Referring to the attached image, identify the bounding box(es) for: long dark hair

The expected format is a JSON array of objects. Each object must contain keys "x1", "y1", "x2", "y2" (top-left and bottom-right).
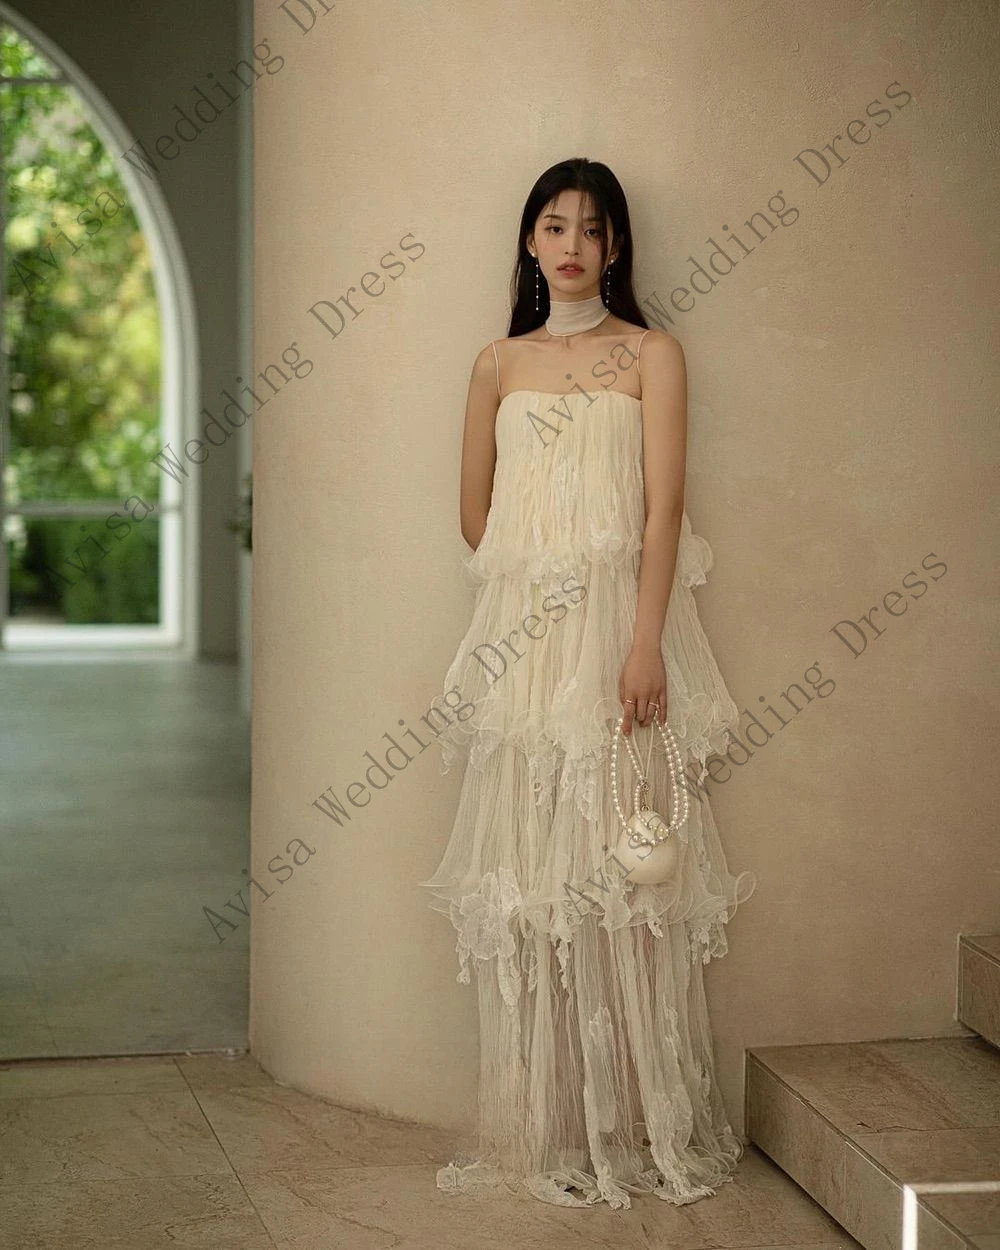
[{"x1": 507, "y1": 157, "x2": 648, "y2": 338}]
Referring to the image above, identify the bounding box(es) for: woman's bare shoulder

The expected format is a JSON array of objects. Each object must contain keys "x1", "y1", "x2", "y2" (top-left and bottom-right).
[
  {"x1": 608, "y1": 316, "x2": 665, "y2": 341},
  {"x1": 473, "y1": 331, "x2": 541, "y2": 367},
  {"x1": 642, "y1": 326, "x2": 678, "y2": 341},
  {"x1": 637, "y1": 330, "x2": 686, "y2": 394},
  {"x1": 471, "y1": 340, "x2": 498, "y2": 379},
  {"x1": 639, "y1": 327, "x2": 683, "y2": 353}
]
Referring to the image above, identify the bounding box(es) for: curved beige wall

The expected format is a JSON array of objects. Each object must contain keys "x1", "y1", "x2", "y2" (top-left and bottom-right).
[{"x1": 251, "y1": 0, "x2": 999, "y2": 1134}]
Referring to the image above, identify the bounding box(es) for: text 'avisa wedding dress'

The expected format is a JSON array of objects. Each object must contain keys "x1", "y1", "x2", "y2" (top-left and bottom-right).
[{"x1": 420, "y1": 334, "x2": 757, "y2": 1211}]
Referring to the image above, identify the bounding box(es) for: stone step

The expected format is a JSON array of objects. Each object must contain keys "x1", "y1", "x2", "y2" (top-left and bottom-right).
[
  {"x1": 959, "y1": 935, "x2": 1000, "y2": 1049},
  {"x1": 746, "y1": 1035, "x2": 1000, "y2": 1248}
]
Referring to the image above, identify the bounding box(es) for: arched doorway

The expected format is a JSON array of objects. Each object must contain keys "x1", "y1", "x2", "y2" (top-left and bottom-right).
[{"x1": 0, "y1": 7, "x2": 199, "y2": 648}]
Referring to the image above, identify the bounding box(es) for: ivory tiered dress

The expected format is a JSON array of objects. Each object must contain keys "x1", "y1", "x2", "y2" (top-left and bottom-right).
[{"x1": 419, "y1": 349, "x2": 757, "y2": 1211}]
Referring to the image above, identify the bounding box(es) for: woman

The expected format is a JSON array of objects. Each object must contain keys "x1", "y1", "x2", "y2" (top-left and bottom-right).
[{"x1": 420, "y1": 157, "x2": 756, "y2": 1211}]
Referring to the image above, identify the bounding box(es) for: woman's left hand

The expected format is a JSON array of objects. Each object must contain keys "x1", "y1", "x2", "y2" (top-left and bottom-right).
[{"x1": 619, "y1": 643, "x2": 668, "y2": 736}]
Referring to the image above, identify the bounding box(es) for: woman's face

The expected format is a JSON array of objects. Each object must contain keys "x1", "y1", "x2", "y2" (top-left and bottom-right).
[{"x1": 529, "y1": 189, "x2": 616, "y2": 302}]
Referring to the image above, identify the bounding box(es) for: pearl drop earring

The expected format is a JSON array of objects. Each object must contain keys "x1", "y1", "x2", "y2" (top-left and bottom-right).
[{"x1": 534, "y1": 255, "x2": 540, "y2": 311}]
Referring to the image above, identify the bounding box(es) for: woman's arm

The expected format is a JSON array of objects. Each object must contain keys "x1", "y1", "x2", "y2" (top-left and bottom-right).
[
  {"x1": 459, "y1": 344, "x2": 501, "y2": 550},
  {"x1": 619, "y1": 331, "x2": 688, "y2": 734}
]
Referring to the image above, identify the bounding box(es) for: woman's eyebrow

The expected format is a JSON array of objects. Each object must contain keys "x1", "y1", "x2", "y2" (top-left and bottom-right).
[{"x1": 541, "y1": 212, "x2": 603, "y2": 222}]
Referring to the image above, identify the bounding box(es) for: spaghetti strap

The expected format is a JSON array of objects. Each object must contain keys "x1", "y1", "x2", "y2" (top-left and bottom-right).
[
  {"x1": 635, "y1": 328, "x2": 651, "y2": 378},
  {"x1": 490, "y1": 340, "x2": 501, "y2": 400}
]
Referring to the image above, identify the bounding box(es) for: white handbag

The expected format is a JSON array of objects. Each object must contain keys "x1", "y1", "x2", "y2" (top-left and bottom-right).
[{"x1": 607, "y1": 705, "x2": 690, "y2": 886}]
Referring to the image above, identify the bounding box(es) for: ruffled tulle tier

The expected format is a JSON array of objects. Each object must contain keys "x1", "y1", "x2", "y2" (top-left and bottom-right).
[
  {"x1": 419, "y1": 524, "x2": 758, "y2": 1209},
  {"x1": 421, "y1": 725, "x2": 757, "y2": 973},
  {"x1": 419, "y1": 388, "x2": 756, "y2": 1209},
  {"x1": 437, "y1": 511, "x2": 740, "y2": 794},
  {"x1": 429, "y1": 909, "x2": 751, "y2": 1209}
]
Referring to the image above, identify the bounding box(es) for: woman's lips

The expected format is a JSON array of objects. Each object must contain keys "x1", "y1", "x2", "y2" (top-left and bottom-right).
[{"x1": 558, "y1": 266, "x2": 583, "y2": 275}]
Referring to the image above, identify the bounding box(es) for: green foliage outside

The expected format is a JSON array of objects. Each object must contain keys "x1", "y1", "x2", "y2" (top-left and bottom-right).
[{"x1": 2, "y1": 25, "x2": 162, "y2": 623}]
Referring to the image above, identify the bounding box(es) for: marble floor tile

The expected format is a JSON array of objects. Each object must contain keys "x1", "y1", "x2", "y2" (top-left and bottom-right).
[
  {"x1": 853, "y1": 1125, "x2": 1000, "y2": 1182},
  {"x1": 0, "y1": 1175, "x2": 274, "y2": 1250},
  {"x1": 237, "y1": 1148, "x2": 865, "y2": 1250},
  {"x1": 0, "y1": 1054, "x2": 188, "y2": 1099},
  {"x1": 174, "y1": 1051, "x2": 278, "y2": 1091},
  {"x1": 840, "y1": 1140, "x2": 973, "y2": 1250},
  {"x1": 921, "y1": 1187, "x2": 1000, "y2": 1245},
  {"x1": 192, "y1": 1082, "x2": 462, "y2": 1174},
  {"x1": 242, "y1": 1162, "x2": 648, "y2": 1250},
  {"x1": 748, "y1": 1039, "x2": 984, "y2": 1135},
  {"x1": 0, "y1": 1053, "x2": 872, "y2": 1249},
  {"x1": 863, "y1": 1037, "x2": 1000, "y2": 1128},
  {"x1": 654, "y1": 1145, "x2": 857, "y2": 1247},
  {"x1": 0, "y1": 1090, "x2": 233, "y2": 1182}
]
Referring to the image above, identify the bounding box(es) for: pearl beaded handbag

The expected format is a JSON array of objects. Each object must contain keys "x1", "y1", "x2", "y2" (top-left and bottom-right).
[{"x1": 608, "y1": 706, "x2": 690, "y2": 886}]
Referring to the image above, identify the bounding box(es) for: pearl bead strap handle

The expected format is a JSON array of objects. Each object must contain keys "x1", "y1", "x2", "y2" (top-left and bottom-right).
[{"x1": 610, "y1": 707, "x2": 690, "y2": 848}]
